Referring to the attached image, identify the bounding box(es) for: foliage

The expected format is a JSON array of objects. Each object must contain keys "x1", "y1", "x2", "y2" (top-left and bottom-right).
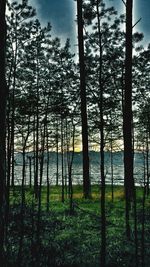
[{"x1": 5, "y1": 185, "x2": 150, "y2": 267}]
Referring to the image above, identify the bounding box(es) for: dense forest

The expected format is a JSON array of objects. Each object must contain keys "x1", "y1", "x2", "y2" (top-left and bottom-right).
[{"x1": 0, "y1": 0, "x2": 150, "y2": 266}]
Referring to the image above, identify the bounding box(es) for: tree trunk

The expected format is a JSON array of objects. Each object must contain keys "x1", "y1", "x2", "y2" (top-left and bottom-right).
[
  {"x1": 46, "y1": 128, "x2": 50, "y2": 212},
  {"x1": 95, "y1": 1, "x2": 106, "y2": 266},
  {"x1": 141, "y1": 184, "x2": 146, "y2": 267},
  {"x1": 123, "y1": 0, "x2": 135, "y2": 239},
  {"x1": 37, "y1": 127, "x2": 45, "y2": 242},
  {"x1": 77, "y1": 0, "x2": 91, "y2": 199},
  {"x1": 29, "y1": 156, "x2": 32, "y2": 188},
  {"x1": 110, "y1": 137, "x2": 114, "y2": 202},
  {"x1": 61, "y1": 117, "x2": 64, "y2": 202},
  {"x1": 110, "y1": 115, "x2": 114, "y2": 202},
  {"x1": 35, "y1": 70, "x2": 39, "y2": 199},
  {"x1": 146, "y1": 132, "x2": 149, "y2": 195},
  {"x1": 56, "y1": 119, "x2": 59, "y2": 186},
  {"x1": 68, "y1": 123, "x2": 75, "y2": 214},
  {"x1": 0, "y1": 0, "x2": 7, "y2": 262}
]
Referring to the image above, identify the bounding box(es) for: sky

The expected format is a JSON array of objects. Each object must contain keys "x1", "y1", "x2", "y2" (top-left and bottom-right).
[
  {"x1": 10, "y1": 0, "x2": 150, "y2": 52},
  {"x1": 27, "y1": 0, "x2": 150, "y2": 50},
  {"x1": 29, "y1": 0, "x2": 77, "y2": 51},
  {"x1": 135, "y1": 0, "x2": 150, "y2": 45}
]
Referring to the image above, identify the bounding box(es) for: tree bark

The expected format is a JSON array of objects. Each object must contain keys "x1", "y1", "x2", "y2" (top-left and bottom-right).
[
  {"x1": 0, "y1": 0, "x2": 7, "y2": 262},
  {"x1": 61, "y1": 117, "x2": 65, "y2": 202},
  {"x1": 95, "y1": 1, "x2": 106, "y2": 265},
  {"x1": 46, "y1": 127, "x2": 50, "y2": 212},
  {"x1": 56, "y1": 119, "x2": 59, "y2": 186},
  {"x1": 123, "y1": 0, "x2": 135, "y2": 239},
  {"x1": 77, "y1": 0, "x2": 91, "y2": 198}
]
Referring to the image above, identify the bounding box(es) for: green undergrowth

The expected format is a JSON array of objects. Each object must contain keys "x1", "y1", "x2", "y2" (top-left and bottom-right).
[{"x1": 6, "y1": 185, "x2": 150, "y2": 266}]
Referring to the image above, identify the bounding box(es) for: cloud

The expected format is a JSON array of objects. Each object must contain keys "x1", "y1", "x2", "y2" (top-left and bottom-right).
[{"x1": 32, "y1": 0, "x2": 77, "y2": 51}]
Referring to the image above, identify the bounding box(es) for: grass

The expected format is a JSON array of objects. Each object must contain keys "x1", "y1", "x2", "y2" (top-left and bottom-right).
[{"x1": 7, "y1": 184, "x2": 150, "y2": 267}]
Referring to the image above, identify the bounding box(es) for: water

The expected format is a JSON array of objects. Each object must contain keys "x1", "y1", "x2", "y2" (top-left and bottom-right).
[{"x1": 13, "y1": 151, "x2": 147, "y2": 186}]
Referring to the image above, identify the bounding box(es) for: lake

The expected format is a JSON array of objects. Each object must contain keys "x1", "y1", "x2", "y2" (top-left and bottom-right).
[{"x1": 13, "y1": 151, "x2": 147, "y2": 186}]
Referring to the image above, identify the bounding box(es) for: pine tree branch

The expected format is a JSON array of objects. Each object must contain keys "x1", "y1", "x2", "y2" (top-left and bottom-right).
[
  {"x1": 132, "y1": 18, "x2": 142, "y2": 28},
  {"x1": 121, "y1": 0, "x2": 126, "y2": 6}
]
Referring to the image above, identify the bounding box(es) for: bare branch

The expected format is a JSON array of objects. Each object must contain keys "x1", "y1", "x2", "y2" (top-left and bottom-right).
[
  {"x1": 132, "y1": 18, "x2": 142, "y2": 28},
  {"x1": 121, "y1": 0, "x2": 126, "y2": 6}
]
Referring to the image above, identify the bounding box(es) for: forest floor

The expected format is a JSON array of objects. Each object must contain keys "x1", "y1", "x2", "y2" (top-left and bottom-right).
[{"x1": 6, "y1": 185, "x2": 150, "y2": 267}]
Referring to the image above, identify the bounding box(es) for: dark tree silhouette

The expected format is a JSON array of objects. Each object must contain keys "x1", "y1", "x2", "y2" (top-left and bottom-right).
[
  {"x1": 123, "y1": 0, "x2": 135, "y2": 239},
  {"x1": 91, "y1": 1, "x2": 107, "y2": 265},
  {"x1": 1, "y1": 0, "x2": 150, "y2": 265},
  {"x1": 0, "y1": 0, "x2": 7, "y2": 262},
  {"x1": 77, "y1": 0, "x2": 91, "y2": 198}
]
